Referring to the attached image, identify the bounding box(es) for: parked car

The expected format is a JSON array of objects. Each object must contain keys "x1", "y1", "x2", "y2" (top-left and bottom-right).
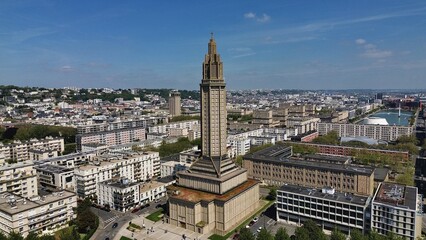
[
  {"x1": 257, "y1": 227, "x2": 262, "y2": 233},
  {"x1": 112, "y1": 223, "x2": 118, "y2": 228},
  {"x1": 253, "y1": 217, "x2": 259, "y2": 223}
]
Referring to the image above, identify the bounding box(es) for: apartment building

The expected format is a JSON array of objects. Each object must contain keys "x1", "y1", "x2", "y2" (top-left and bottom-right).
[
  {"x1": 286, "y1": 117, "x2": 320, "y2": 135},
  {"x1": 252, "y1": 109, "x2": 276, "y2": 127},
  {"x1": 277, "y1": 184, "x2": 371, "y2": 234},
  {"x1": 76, "y1": 126, "x2": 146, "y2": 151},
  {"x1": 74, "y1": 151, "x2": 160, "y2": 198},
  {"x1": 76, "y1": 116, "x2": 166, "y2": 134},
  {"x1": 0, "y1": 137, "x2": 64, "y2": 163},
  {"x1": 34, "y1": 164, "x2": 74, "y2": 190},
  {"x1": 148, "y1": 120, "x2": 199, "y2": 134},
  {"x1": 243, "y1": 145, "x2": 375, "y2": 195},
  {"x1": 372, "y1": 183, "x2": 423, "y2": 240},
  {"x1": 34, "y1": 151, "x2": 98, "y2": 168},
  {"x1": 97, "y1": 178, "x2": 167, "y2": 212},
  {"x1": 318, "y1": 123, "x2": 414, "y2": 141},
  {"x1": 160, "y1": 161, "x2": 191, "y2": 178},
  {"x1": 228, "y1": 138, "x2": 251, "y2": 156},
  {"x1": 0, "y1": 162, "x2": 38, "y2": 198},
  {"x1": 0, "y1": 190, "x2": 77, "y2": 237}
]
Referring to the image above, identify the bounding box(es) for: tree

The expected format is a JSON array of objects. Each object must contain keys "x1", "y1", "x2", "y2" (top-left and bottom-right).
[
  {"x1": 37, "y1": 235, "x2": 55, "y2": 240},
  {"x1": 350, "y1": 229, "x2": 366, "y2": 240},
  {"x1": 330, "y1": 228, "x2": 346, "y2": 240},
  {"x1": 266, "y1": 188, "x2": 277, "y2": 201},
  {"x1": 256, "y1": 228, "x2": 274, "y2": 240},
  {"x1": 235, "y1": 155, "x2": 243, "y2": 167},
  {"x1": 59, "y1": 226, "x2": 80, "y2": 240},
  {"x1": 294, "y1": 227, "x2": 310, "y2": 240},
  {"x1": 239, "y1": 228, "x2": 255, "y2": 240},
  {"x1": 367, "y1": 231, "x2": 386, "y2": 240},
  {"x1": 8, "y1": 232, "x2": 24, "y2": 240},
  {"x1": 275, "y1": 227, "x2": 290, "y2": 240},
  {"x1": 24, "y1": 232, "x2": 39, "y2": 240},
  {"x1": 0, "y1": 231, "x2": 8, "y2": 240},
  {"x1": 301, "y1": 220, "x2": 327, "y2": 240}
]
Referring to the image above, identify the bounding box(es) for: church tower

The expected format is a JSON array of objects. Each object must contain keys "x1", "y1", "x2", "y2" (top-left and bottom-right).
[
  {"x1": 200, "y1": 34, "x2": 228, "y2": 173},
  {"x1": 167, "y1": 35, "x2": 260, "y2": 236}
]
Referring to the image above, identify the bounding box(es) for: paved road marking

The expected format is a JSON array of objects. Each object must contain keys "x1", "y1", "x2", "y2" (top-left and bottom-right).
[{"x1": 103, "y1": 215, "x2": 119, "y2": 229}]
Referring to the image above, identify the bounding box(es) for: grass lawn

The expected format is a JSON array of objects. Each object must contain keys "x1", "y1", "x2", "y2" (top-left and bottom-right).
[
  {"x1": 145, "y1": 208, "x2": 164, "y2": 222},
  {"x1": 208, "y1": 199, "x2": 274, "y2": 240},
  {"x1": 120, "y1": 237, "x2": 133, "y2": 240}
]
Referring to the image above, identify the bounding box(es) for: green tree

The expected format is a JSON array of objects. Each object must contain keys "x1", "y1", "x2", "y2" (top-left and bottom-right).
[
  {"x1": 330, "y1": 228, "x2": 346, "y2": 240},
  {"x1": 274, "y1": 227, "x2": 290, "y2": 240},
  {"x1": 37, "y1": 235, "x2": 55, "y2": 240},
  {"x1": 350, "y1": 229, "x2": 366, "y2": 240},
  {"x1": 301, "y1": 220, "x2": 327, "y2": 240},
  {"x1": 0, "y1": 231, "x2": 8, "y2": 240},
  {"x1": 239, "y1": 228, "x2": 255, "y2": 240},
  {"x1": 367, "y1": 231, "x2": 386, "y2": 240},
  {"x1": 8, "y1": 231, "x2": 24, "y2": 240},
  {"x1": 249, "y1": 144, "x2": 273, "y2": 154},
  {"x1": 256, "y1": 228, "x2": 274, "y2": 240},
  {"x1": 294, "y1": 227, "x2": 310, "y2": 240},
  {"x1": 23, "y1": 232, "x2": 39, "y2": 240},
  {"x1": 312, "y1": 131, "x2": 339, "y2": 145},
  {"x1": 266, "y1": 188, "x2": 277, "y2": 201},
  {"x1": 235, "y1": 155, "x2": 243, "y2": 167},
  {"x1": 59, "y1": 226, "x2": 80, "y2": 240}
]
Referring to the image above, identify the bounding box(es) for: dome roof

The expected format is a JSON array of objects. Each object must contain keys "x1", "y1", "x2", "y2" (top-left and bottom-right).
[{"x1": 362, "y1": 117, "x2": 389, "y2": 125}]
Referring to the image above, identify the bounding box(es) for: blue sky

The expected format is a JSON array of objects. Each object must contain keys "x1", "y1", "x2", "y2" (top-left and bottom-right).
[{"x1": 1, "y1": 1, "x2": 426, "y2": 90}]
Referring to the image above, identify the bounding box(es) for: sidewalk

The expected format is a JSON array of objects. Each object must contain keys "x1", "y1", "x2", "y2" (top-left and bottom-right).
[{"x1": 114, "y1": 214, "x2": 208, "y2": 240}]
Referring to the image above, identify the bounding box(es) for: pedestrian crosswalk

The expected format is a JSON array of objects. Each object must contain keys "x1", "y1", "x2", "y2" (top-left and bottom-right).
[{"x1": 104, "y1": 215, "x2": 119, "y2": 225}]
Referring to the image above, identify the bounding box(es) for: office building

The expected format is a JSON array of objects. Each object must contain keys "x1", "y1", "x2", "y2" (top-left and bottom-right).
[
  {"x1": 371, "y1": 183, "x2": 423, "y2": 240},
  {"x1": 243, "y1": 144, "x2": 375, "y2": 195},
  {"x1": 277, "y1": 184, "x2": 371, "y2": 234}
]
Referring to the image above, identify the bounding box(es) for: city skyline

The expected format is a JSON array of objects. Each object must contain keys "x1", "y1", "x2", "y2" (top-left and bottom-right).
[{"x1": 1, "y1": 1, "x2": 426, "y2": 90}]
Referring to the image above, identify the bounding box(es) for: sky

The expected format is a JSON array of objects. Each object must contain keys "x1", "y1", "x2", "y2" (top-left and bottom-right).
[{"x1": 1, "y1": 1, "x2": 426, "y2": 90}]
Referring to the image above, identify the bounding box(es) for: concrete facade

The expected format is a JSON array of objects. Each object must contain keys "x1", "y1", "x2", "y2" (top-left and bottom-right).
[{"x1": 169, "y1": 90, "x2": 181, "y2": 117}]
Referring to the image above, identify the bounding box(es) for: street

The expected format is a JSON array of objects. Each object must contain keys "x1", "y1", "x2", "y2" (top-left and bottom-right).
[{"x1": 92, "y1": 198, "x2": 167, "y2": 240}]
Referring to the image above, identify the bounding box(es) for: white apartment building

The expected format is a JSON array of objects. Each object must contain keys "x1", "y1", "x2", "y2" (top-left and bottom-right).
[
  {"x1": 318, "y1": 123, "x2": 414, "y2": 141},
  {"x1": 286, "y1": 117, "x2": 320, "y2": 135},
  {"x1": 0, "y1": 162, "x2": 38, "y2": 198},
  {"x1": 160, "y1": 161, "x2": 191, "y2": 178},
  {"x1": 228, "y1": 138, "x2": 251, "y2": 156},
  {"x1": 34, "y1": 164, "x2": 74, "y2": 190},
  {"x1": 34, "y1": 151, "x2": 98, "y2": 168},
  {"x1": 76, "y1": 127, "x2": 146, "y2": 151},
  {"x1": 148, "y1": 120, "x2": 199, "y2": 134},
  {"x1": 74, "y1": 151, "x2": 160, "y2": 198},
  {"x1": 277, "y1": 184, "x2": 371, "y2": 234},
  {"x1": 372, "y1": 183, "x2": 423, "y2": 240},
  {"x1": 0, "y1": 191, "x2": 77, "y2": 237},
  {"x1": 0, "y1": 137, "x2": 64, "y2": 163},
  {"x1": 97, "y1": 178, "x2": 167, "y2": 212},
  {"x1": 76, "y1": 116, "x2": 166, "y2": 134}
]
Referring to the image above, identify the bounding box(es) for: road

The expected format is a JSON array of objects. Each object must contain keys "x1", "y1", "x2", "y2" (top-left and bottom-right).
[{"x1": 92, "y1": 198, "x2": 167, "y2": 240}]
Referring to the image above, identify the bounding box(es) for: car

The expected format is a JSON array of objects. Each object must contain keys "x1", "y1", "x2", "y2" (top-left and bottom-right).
[
  {"x1": 257, "y1": 227, "x2": 263, "y2": 233},
  {"x1": 131, "y1": 208, "x2": 140, "y2": 213},
  {"x1": 245, "y1": 225, "x2": 250, "y2": 228},
  {"x1": 155, "y1": 198, "x2": 161, "y2": 203},
  {"x1": 253, "y1": 217, "x2": 259, "y2": 223},
  {"x1": 105, "y1": 238, "x2": 110, "y2": 240},
  {"x1": 232, "y1": 234, "x2": 240, "y2": 239},
  {"x1": 112, "y1": 223, "x2": 118, "y2": 228}
]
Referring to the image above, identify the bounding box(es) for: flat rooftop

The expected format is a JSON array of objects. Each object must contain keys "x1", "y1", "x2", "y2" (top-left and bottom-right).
[
  {"x1": 0, "y1": 161, "x2": 34, "y2": 171},
  {"x1": 0, "y1": 190, "x2": 75, "y2": 215},
  {"x1": 245, "y1": 145, "x2": 374, "y2": 176},
  {"x1": 303, "y1": 154, "x2": 350, "y2": 164},
  {"x1": 374, "y1": 183, "x2": 417, "y2": 210},
  {"x1": 35, "y1": 164, "x2": 73, "y2": 174},
  {"x1": 279, "y1": 184, "x2": 370, "y2": 207},
  {"x1": 168, "y1": 179, "x2": 259, "y2": 203}
]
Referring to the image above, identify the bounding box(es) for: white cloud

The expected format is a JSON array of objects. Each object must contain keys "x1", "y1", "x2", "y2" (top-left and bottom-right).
[
  {"x1": 355, "y1": 38, "x2": 366, "y2": 45},
  {"x1": 355, "y1": 39, "x2": 392, "y2": 59},
  {"x1": 257, "y1": 14, "x2": 271, "y2": 23},
  {"x1": 244, "y1": 12, "x2": 271, "y2": 23},
  {"x1": 60, "y1": 65, "x2": 73, "y2": 72},
  {"x1": 244, "y1": 12, "x2": 256, "y2": 19}
]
